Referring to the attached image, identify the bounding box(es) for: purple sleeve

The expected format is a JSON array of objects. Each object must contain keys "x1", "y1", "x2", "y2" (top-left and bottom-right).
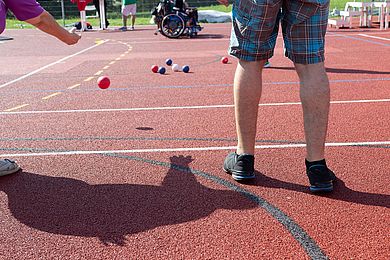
[
  {"x1": 1, "y1": 1, "x2": 6, "y2": 34},
  {"x1": 4, "y1": 0, "x2": 44, "y2": 21}
]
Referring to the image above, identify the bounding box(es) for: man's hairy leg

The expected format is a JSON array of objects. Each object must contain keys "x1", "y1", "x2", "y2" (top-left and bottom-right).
[
  {"x1": 295, "y1": 62, "x2": 330, "y2": 162},
  {"x1": 234, "y1": 59, "x2": 266, "y2": 155}
]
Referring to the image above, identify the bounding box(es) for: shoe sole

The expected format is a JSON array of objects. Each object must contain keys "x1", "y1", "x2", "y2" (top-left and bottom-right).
[
  {"x1": 0, "y1": 165, "x2": 21, "y2": 177},
  {"x1": 223, "y1": 167, "x2": 255, "y2": 181},
  {"x1": 309, "y1": 183, "x2": 334, "y2": 193}
]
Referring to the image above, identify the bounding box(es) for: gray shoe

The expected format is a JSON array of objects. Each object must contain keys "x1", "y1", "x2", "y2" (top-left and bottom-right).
[
  {"x1": 0, "y1": 159, "x2": 20, "y2": 176},
  {"x1": 119, "y1": 26, "x2": 127, "y2": 31},
  {"x1": 223, "y1": 152, "x2": 255, "y2": 181}
]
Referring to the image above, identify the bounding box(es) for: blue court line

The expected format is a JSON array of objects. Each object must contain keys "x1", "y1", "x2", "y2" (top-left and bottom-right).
[
  {"x1": 328, "y1": 32, "x2": 390, "y2": 47},
  {"x1": 0, "y1": 136, "x2": 304, "y2": 144},
  {"x1": 2, "y1": 77, "x2": 390, "y2": 94}
]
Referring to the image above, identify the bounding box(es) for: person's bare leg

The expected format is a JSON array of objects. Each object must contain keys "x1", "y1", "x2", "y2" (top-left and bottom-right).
[
  {"x1": 131, "y1": 15, "x2": 136, "y2": 28},
  {"x1": 122, "y1": 15, "x2": 127, "y2": 27},
  {"x1": 295, "y1": 62, "x2": 330, "y2": 162},
  {"x1": 234, "y1": 59, "x2": 266, "y2": 155}
]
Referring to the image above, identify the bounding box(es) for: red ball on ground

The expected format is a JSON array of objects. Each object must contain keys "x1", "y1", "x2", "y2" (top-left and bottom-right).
[
  {"x1": 221, "y1": 56, "x2": 229, "y2": 64},
  {"x1": 97, "y1": 76, "x2": 110, "y2": 89},
  {"x1": 151, "y1": 65, "x2": 159, "y2": 73}
]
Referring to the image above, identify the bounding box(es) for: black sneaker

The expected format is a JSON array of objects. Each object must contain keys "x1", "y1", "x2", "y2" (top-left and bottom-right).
[
  {"x1": 306, "y1": 164, "x2": 336, "y2": 193},
  {"x1": 223, "y1": 152, "x2": 255, "y2": 181}
]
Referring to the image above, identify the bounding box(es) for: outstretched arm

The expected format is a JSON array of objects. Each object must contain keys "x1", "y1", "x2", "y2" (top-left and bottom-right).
[{"x1": 25, "y1": 11, "x2": 81, "y2": 45}]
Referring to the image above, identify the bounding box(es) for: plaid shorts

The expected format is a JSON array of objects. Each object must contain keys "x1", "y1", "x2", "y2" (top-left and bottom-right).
[{"x1": 229, "y1": 0, "x2": 330, "y2": 64}]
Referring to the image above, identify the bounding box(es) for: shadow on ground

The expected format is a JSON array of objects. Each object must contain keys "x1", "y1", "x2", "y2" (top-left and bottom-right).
[
  {"x1": 248, "y1": 171, "x2": 390, "y2": 208},
  {"x1": 0, "y1": 155, "x2": 256, "y2": 246}
]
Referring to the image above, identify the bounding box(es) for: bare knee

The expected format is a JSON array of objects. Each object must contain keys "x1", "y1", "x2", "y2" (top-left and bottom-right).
[
  {"x1": 295, "y1": 63, "x2": 329, "y2": 98},
  {"x1": 238, "y1": 59, "x2": 267, "y2": 72}
]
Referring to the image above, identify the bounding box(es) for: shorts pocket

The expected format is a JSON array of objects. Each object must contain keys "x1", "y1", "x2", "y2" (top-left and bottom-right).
[{"x1": 234, "y1": 0, "x2": 280, "y2": 40}]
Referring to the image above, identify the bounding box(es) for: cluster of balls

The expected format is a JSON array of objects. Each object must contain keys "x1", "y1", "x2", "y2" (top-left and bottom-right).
[
  {"x1": 151, "y1": 59, "x2": 190, "y2": 74},
  {"x1": 97, "y1": 57, "x2": 228, "y2": 89}
]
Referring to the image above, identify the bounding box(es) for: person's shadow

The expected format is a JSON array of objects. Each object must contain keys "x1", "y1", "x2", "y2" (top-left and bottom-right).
[
  {"x1": 0, "y1": 155, "x2": 256, "y2": 246},
  {"x1": 250, "y1": 171, "x2": 389, "y2": 208}
]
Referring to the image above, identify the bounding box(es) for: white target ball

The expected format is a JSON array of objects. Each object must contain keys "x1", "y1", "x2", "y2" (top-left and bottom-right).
[{"x1": 172, "y1": 64, "x2": 180, "y2": 72}]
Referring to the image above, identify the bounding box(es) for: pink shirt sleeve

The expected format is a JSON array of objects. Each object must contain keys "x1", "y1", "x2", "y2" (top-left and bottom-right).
[{"x1": 4, "y1": 0, "x2": 44, "y2": 21}]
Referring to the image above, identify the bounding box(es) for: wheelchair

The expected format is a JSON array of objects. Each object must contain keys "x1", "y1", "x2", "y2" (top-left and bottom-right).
[{"x1": 152, "y1": 0, "x2": 202, "y2": 38}]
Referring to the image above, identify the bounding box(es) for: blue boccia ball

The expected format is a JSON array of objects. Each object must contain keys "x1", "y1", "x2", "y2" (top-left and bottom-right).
[
  {"x1": 165, "y1": 58, "x2": 173, "y2": 66},
  {"x1": 182, "y1": 65, "x2": 190, "y2": 73},
  {"x1": 158, "y1": 66, "x2": 166, "y2": 74}
]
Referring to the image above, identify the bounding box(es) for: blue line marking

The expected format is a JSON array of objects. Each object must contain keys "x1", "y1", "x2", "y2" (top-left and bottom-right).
[{"x1": 2, "y1": 78, "x2": 390, "y2": 94}]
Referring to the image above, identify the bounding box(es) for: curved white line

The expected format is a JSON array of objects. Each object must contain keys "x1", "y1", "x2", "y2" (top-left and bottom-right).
[{"x1": 0, "y1": 40, "x2": 108, "y2": 89}]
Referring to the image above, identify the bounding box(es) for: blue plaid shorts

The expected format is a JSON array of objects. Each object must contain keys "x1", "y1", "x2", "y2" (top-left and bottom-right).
[{"x1": 229, "y1": 0, "x2": 330, "y2": 64}]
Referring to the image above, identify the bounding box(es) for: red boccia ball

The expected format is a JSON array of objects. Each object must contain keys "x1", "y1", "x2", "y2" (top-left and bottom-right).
[
  {"x1": 221, "y1": 57, "x2": 229, "y2": 64},
  {"x1": 97, "y1": 76, "x2": 110, "y2": 89},
  {"x1": 151, "y1": 65, "x2": 159, "y2": 73}
]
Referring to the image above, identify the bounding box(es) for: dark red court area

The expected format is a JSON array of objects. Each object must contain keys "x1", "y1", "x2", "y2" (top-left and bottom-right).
[{"x1": 0, "y1": 24, "x2": 389, "y2": 259}]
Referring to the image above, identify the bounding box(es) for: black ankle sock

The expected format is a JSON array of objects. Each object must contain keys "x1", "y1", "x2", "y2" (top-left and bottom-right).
[{"x1": 305, "y1": 159, "x2": 327, "y2": 168}]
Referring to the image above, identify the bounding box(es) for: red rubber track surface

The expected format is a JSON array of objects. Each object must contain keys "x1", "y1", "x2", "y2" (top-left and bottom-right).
[{"x1": 0, "y1": 24, "x2": 389, "y2": 259}]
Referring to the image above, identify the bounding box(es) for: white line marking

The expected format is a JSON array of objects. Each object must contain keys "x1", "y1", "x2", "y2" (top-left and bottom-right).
[
  {"x1": 122, "y1": 33, "x2": 380, "y2": 45},
  {"x1": 0, "y1": 40, "x2": 108, "y2": 90},
  {"x1": 2, "y1": 141, "x2": 390, "y2": 157},
  {"x1": 0, "y1": 98, "x2": 389, "y2": 115},
  {"x1": 122, "y1": 34, "x2": 377, "y2": 45},
  {"x1": 94, "y1": 70, "x2": 103, "y2": 76},
  {"x1": 329, "y1": 99, "x2": 390, "y2": 104},
  {"x1": 358, "y1": 34, "x2": 390, "y2": 41}
]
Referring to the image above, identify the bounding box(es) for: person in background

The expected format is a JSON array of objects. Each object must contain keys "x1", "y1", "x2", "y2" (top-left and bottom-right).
[
  {"x1": 119, "y1": 0, "x2": 137, "y2": 31},
  {"x1": 93, "y1": 0, "x2": 109, "y2": 28}
]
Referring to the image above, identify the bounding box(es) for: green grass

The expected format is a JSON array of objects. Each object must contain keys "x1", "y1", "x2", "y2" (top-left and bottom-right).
[
  {"x1": 330, "y1": 0, "x2": 351, "y2": 10},
  {"x1": 5, "y1": 1, "x2": 348, "y2": 29},
  {"x1": 5, "y1": 16, "x2": 155, "y2": 29},
  {"x1": 197, "y1": 4, "x2": 232, "y2": 13}
]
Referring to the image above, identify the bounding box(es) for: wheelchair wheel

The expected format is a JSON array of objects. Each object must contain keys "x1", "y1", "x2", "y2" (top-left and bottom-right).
[{"x1": 160, "y1": 14, "x2": 186, "y2": 38}]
